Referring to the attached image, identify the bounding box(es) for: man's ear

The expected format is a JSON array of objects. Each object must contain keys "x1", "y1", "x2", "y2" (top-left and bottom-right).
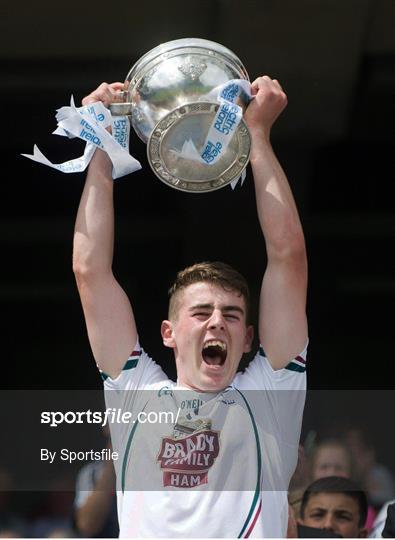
[
  {"x1": 161, "y1": 320, "x2": 175, "y2": 348},
  {"x1": 244, "y1": 325, "x2": 254, "y2": 353}
]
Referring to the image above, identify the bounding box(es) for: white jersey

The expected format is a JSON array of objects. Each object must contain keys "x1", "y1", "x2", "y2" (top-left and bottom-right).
[{"x1": 102, "y1": 343, "x2": 307, "y2": 538}]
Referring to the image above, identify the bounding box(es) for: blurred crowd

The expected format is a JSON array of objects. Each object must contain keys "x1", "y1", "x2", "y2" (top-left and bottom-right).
[
  {"x1": 288, "y1": 425, "x2": 395, "y2": 537},
  {"x1": 0, "y1": 424, "x2": 394, "y2": 538}
]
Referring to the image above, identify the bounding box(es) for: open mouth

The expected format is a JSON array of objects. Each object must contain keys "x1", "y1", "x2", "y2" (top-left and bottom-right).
[{"x1": 202, "y1": 340, "x2": 227, "y2": 367}]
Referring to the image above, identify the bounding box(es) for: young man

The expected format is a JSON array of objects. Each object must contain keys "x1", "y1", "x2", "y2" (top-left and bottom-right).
[
  {"x1": 298, "y1": 476, "x2": 368, "y2": 538},
  {"x1": 73, "y1": 76, "x2": 308, "y2": 537}
]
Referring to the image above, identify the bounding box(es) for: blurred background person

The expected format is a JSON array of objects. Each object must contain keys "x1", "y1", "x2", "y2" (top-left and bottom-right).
[
  {"x1": 311, "y1": 438, "x2": 352, "y2": 481},
  {"x1": 369, "y1": 499, "x2": 395, "y2": 538},
  {"x1": 289, "y1": 444, "x2": 312, "y2": 521},
  {"x1": 29, "y1": 478, "x2": 74, "y2": 538},
  {"x1": 73, "y1": 432, "x2": 118, "y2": 538},
  {"x1": 0, "y1": 468, "x2": 26, "y2": 538},
  {"x1": 381, "y1": 502, "x2": 395, "y2": 538},
  {"x1": 289, "y1": 436, "x2": 353, "y2": 523},
  {"x1": 73, "y1": 458, "x2": 118, "y2": 538},
  {"x1": 344, "y1": 427, "x2": 395, "y2": 511},
  {"x1": 298, "y1": 476, "x2": 368, "y2": 538}
]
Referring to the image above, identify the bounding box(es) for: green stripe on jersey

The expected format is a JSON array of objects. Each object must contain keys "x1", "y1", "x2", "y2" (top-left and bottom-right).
[
  {"x1": 285, "y1": 362, "x2": 306, "y2": 373},
  {"x1": 235, "y1": 389, "x2": 262, "y2": 538},
  {"x1": 123, "y1": 358, "x2": 138, "y2": 371},
  {"x1": 121, "y1": 401, "x2": 148, "y2": 493},
  {"x1": 260, "y1": 347, "x2": 306, "y2": 373},
  {"x1": 101, "y1": 355, "x2": 139, "y2": 382}
]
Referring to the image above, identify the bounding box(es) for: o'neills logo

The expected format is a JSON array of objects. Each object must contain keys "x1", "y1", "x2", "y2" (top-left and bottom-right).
[{"x1": 157, "y1": 430, "x2": 220, "y2": 488}]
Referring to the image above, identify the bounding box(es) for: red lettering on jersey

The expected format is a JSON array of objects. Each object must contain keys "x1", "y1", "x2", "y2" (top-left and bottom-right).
[
  {"x1": 163, "y1": 471, "x2": 208, "y2": 487},
  {"x1": 157, "y1": 430, "x2": 220, "y2": 488}
]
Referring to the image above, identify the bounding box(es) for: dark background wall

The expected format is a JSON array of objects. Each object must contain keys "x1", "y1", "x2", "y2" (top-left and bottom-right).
[{"x1": 1, "y1": 0, "x2": 394, "y2": 402}]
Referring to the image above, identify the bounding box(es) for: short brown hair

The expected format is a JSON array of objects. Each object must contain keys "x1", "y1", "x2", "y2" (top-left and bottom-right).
[{"x1": 168, "y1": 261, "x2": 250, "y2": 322}]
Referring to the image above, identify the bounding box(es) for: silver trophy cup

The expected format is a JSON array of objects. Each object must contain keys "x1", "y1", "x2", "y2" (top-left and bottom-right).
[{"x1": 111, "y1": 38, "x2": 251, "y2": 192}]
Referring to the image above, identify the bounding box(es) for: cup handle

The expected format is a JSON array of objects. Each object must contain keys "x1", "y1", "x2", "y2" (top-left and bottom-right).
[{"x1": 110, "y1": 90, "x2": 133, "y2": 116}]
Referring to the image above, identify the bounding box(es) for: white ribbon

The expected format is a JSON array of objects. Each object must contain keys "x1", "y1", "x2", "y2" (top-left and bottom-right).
[
  {"x1": 22, "y1": 82, "x2": 251, "y2": 189},
  {"x1": 171, "y1": 79, "x2": 252, "y2": 189},
  {"x1": 21, "y1": 97, "x2": 141, "y2": 179}
]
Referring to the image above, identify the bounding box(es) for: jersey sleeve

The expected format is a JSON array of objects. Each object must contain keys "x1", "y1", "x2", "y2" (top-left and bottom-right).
[
  {"x1": 100, "y1": 339, "x2": 168, "y2": 391},
  {"x1": 101, "y1": 340, "x2": 170, "y2": 474},
  {"x1": 234, "y1": 342, "x2": 307, "y2": 392},
  {"x1": 233, "y1": 343, "x2": 308, "y2": 484}
]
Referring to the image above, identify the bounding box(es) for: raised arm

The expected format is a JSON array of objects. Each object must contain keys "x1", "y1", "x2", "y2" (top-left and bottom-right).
[
  {"x1": 244, "y1": 76, "x2": 308, "y2": 370},
  {"x1": 73, "y1": 83, "x2": 137, "y2": 379}
]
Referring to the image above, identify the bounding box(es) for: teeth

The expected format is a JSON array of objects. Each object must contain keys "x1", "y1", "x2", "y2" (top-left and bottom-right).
[{"x1": 204, "y1": 340, "x2": 227, "y2": 351}]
